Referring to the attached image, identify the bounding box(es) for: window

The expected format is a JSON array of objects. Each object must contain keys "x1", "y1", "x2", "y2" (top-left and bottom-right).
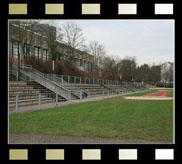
[
  {"x1": 58, "y1": 53, "x2": 63, "y2": 60},
  {"x1": 43, "y1": 49, "x2": 48, "y2": 61},
  {"x1": 91, "y1": 63, "x2": 92, "y2": 72},
  {"x1": 80, "y1": 59, "x2": 83, "y2": 67},
  {"x1": 88, "y1": 62, "x2": 90, "y2": 71},
  {"x1": 34, "y1": 47, "x2": 40, "y2": 58},
  {"x1": 24, "y1": 44, "x2": 31, "y2": 59},
  {"x1": 83, "y1": 60, "x2": 86, "y2": 69},
  {"x1": 12, "y1": 40, "x2": 20, "y2": 59}
]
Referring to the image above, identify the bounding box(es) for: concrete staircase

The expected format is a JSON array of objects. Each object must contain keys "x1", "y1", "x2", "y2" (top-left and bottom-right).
[
  {"x1": 9, "y1": 73, "x2": 17, "y2": 81},
  {"x1": 61, "y1": 84, "x2": 110, "y2": 97},
  {"x1": 27, "y1": 81, "x2": 66, "y2": 102},
  {"x1": 9, "y1": 81, "x2": 57, "y2": 109}
]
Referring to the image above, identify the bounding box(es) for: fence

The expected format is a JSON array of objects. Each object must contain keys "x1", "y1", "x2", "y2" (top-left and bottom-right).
[
  {"x1": 10, "y1": 63, "x2": 145, "y2": 87},
  {"x1": 10, "y1": 88, "x2": 134, "y2": 114}
]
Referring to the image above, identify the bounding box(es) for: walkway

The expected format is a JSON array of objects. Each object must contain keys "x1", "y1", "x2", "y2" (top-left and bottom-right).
[
  {"x1": 9, "y1": 90, "x2": 147, "y2": 115},
  {"x1": 9, "y1": 133, "x2": 172, "y2": 144}
]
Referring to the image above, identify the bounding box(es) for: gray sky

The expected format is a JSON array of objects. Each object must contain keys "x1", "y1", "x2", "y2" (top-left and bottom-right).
[{"x1": 57, "y1": 20, "x2": 174, "y2": 66}]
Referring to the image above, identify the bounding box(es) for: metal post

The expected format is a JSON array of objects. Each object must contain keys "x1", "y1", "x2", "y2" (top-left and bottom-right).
[
  {"x1": 74, "y1": 76, "x2": 76, "y2": 84},
  {"x1": 39, "y1": 93, "x2": 41, "y2": 110},
  {"x1": 80, "y1": 77, "x2": 81, "y2": 84},
  {"x1": 15, "y1": 95, "x2": 19, "y2": 113},
  {"x1": 85, "y1": 77, "x2": 86, "y2": 84},
  {"x1": 56, "y1": 93, "x2": 58, "y2": 107},
  {"x1": 16, "y1": 71, "x2": 18, "y2": 81},
  {"x1": 69, "y1": 91, "x2": 72, "y2": 101},
  {"x1": 30, "y1": 71, "x2": 32, "y2": 81},
  {"x1": 68, "y1": 76, "x2": 70, "y2": 84},
  {"x1": 89, "y1": 78, "x2": 90, "y2": 84},
  {"x1": 54, "y1": 74, "x2": 56, "y2": 82},
  {"x1": 103, "y1": 91, "x2": 104, "y2": 97},
  {"x1": 61, "y1": 75, "x2": 63, "y2": 83},
  {"x1": 108, "y1": 91, "x2": 109, "y2": 96},
  {"x1": 80, "y1": 90, "x2": 82, "y2": 100}
]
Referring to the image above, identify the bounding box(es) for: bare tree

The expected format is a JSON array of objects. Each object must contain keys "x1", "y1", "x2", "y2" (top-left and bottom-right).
[
  {"x1": 88, "y1": 41, "x2": 106, "y2": 66},
  {"x1": 118, "y1": 56, "x2": 137, "y2": 81},
  {"x1": 60, "y1": 22, "x2": 85, "y2": 61},
  {"x1": 88, "y1": 41, "x2": 107, "y2": 76}
]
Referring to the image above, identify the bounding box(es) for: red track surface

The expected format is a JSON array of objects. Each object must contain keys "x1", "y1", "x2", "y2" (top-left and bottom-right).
[{"x1": 143, "y1": 90, "x2": 170, "y2": 97}]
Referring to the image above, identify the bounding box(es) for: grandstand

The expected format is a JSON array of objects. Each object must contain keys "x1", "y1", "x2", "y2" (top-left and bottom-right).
[{"x1": 9, "y1": 62, "x2": 148, "y2": 110}]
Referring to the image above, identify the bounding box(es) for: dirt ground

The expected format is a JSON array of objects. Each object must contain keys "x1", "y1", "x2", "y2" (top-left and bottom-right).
[
  {"x1": 124, "y1": 96, "x2": 173, "y2": 100},
  {"x1": 143, "y1": 90, "x2": 170, "y2": 97},
  {"x1": 125, "y1": 90, "x2": 173, "y2": 100}
]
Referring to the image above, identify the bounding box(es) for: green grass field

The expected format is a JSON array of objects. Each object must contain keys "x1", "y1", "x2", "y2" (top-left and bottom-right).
[
  {"x1": 168, "y1": 89, "x2": 174, "y2": 97},
  {"x1": 9, "y1": 89, "x2": 173, "y2": 142}
]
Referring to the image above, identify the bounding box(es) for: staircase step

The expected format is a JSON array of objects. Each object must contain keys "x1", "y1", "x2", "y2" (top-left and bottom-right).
[
  {"x1": 9, "y1": 86, "x2": 34, "y2": 90},
  {"x1": 9, "y1": 94, "x2": 48, "y2": 101},
  {"x1": 9, "y1": 81, "x2": 27, "y2": 85},
  {"x1": 9, "y1": 98, "x2": 55, "y2": 107},
  {"x1": 9, "y1": 89, "x2": 40, "y2": 94}
]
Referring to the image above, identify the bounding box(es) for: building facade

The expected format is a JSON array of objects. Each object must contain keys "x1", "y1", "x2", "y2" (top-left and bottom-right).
[
  {"x1": 9, "y1": 22, "x2": 94, "y2": 72},
  {"x1": 161, "y1": 62, "x2": 173, "y2": 83}
]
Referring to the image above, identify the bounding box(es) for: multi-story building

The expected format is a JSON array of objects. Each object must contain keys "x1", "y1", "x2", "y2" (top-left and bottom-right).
[
  {"x1": 9, "y1": 22, "x2": 94, "y2": 72},
  {"x1": 161, "y1": 62, "x2": 173, "y2": 83}
]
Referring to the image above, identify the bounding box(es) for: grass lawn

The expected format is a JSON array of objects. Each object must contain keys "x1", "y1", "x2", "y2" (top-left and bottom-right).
[
  {"x1": 9, "y1": 90, "x2": 173, "y2": 142},
  {"x1": 168, "y1": 89, "x2": 174, "y2": 97}
]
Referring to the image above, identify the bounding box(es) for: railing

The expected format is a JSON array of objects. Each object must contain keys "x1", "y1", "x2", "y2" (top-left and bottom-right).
[
  {"x1": 11, "y1": 62, "x2": 147, "y2": 92},
  {"x1": 9, "y1": 87, "x2": 148, "y2": 114},
  {"x1": 9, "y1": 69, "x2": 33, "y2": 82},
  {"x1": 44, "y1": 74, "x2": 68, "y2": 84},
  {"x1": 11, "y1": 64, "x2": 80, "y2": 100},
  {"x1": 55, "y1": 74, "x2": 144, "y2": 87},
  {"x1": 9, "y1": 92, "x2": 60, "y2": 114},
  {"x1": 11, "y1": 62, "x2": 144, "y2": 86}
]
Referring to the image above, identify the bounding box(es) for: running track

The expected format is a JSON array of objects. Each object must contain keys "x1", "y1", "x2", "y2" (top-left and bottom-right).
[{"x1": 143, "y1": 90, "x2": 170, "y2": 97}]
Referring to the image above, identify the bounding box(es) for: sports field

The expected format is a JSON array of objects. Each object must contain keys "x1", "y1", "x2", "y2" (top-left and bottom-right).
[{"x1": 9, "y1": 89, "x2": 173, "y2": 142}]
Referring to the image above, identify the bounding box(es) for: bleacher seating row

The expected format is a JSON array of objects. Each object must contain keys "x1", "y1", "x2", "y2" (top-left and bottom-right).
[
  {"x1": 9, "y1": 74, "x2": 65, "y2": 109},
  {"x1": 9, "y1": 72, "x2": 148, "y2": 109}
]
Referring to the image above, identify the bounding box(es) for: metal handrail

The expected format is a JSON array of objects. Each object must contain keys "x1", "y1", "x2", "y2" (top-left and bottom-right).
[
  {"x1": 12, "y1": 64, "x2": 80, "y2": 100},
  {"x1": 11, "y1": 62, "x2": 145, "y2": 87}
]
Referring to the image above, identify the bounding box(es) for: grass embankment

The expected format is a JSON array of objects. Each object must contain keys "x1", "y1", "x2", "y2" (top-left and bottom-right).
[{"x1": 9, "y1": 90, "x2": 173, "y2": 141}]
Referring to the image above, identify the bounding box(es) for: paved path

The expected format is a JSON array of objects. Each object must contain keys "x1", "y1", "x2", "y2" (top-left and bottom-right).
[
  {"x1": 9, "y1": 90, "x2": 147, "y2": 115},
  {"x1": 9, "y1": 133, "x2": 172, "y2": 144}
]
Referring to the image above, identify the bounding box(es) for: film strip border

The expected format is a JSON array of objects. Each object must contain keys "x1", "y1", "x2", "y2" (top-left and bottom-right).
[
  {"x1": 3, "y1": 0, "x2": 178, "y2": 163},
  {"x1": 9, "y1": 148, "x2": 174, "y2": 160},
  {"x1": 7, "y1": 2, "x2": 174, "y2": 16}
]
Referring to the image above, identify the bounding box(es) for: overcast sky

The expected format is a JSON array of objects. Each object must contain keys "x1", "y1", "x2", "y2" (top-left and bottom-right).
[{"x1": 56, "y1": 20, "x2": 174, "y2": 66}]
